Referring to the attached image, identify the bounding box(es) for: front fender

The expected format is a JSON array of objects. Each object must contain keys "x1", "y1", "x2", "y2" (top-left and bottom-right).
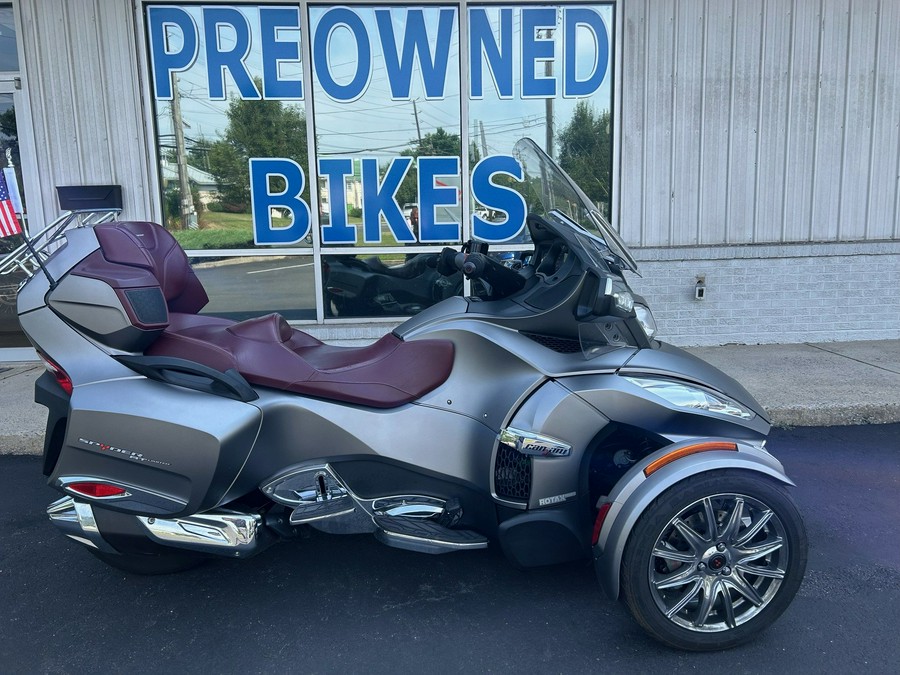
[{"x1": 592, "y1": 438, "x2": 794, "y2": 600}]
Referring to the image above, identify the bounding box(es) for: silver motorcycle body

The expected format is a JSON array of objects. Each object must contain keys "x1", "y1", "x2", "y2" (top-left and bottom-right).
[{"x1": 10, "y1": 140, "x2": 806, "y2": 651}]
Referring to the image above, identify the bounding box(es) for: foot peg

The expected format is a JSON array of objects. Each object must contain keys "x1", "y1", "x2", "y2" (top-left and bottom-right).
[
  {"x1": 261, "y1": 466, "x2": 356, "y2": 525},
  {"x1": 373, "y1": 515, "x2": 487, "y2": 554}
]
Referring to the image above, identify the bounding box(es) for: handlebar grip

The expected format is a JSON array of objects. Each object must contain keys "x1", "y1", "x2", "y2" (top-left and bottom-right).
[
  {"x1": 437, "y1": 247, "x2": 459, "y2": 276},
  {"x1": 459, "y1": 252, "x2": 484, "y2": 277},
  {"x1": 458, "y1": 252, "x2": 526, "y2": 296}
]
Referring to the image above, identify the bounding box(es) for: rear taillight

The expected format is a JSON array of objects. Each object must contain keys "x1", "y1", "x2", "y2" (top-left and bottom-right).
[
  {"x1": 38, "y1": 351, "x2": 73, "y2": 395},
  {"x1": 67, "y1": 482, "x2": 128, "y2": 498}
]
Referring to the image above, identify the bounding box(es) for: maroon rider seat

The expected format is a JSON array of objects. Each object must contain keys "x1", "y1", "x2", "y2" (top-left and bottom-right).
[
  {"x1": 146, "y1": 313, "x2": 454, "y2": 408},
  {"x1": 93, "y1": 221, "x2": 455, "y2": 408}
]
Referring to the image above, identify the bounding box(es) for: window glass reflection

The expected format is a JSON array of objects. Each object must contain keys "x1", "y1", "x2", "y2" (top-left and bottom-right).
[
  {"x1": 193, "y1": 255, "x2": 316, "y2": 320},
  {"x1": 0, "y1": 6, "x2": 18, "y2": 72},
  {"x1": 468, "y1": 3, "x2": 614, "y2": 245},
  {"x1": 310, "y1": 5, "x2": 462, "y2": 249},
  {"x1": 322, "y1": 252, "x2": 463, "y2": 318},
  {"x1": 146, "y1": 4, "x2": 311, "y2": 250}
]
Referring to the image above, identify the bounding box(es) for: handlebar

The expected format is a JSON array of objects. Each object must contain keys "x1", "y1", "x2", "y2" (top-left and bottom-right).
[{"x1": 438, "y1": 246, "x2": 526, "y2": 297}]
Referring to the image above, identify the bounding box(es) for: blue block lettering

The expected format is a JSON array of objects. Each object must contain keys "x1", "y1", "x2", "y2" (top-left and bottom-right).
[
  {"x1": 362, "y1": 158, "x2": 414, "y2": 244},
  {"x1": 250, "y1": 158, "x2": 311, "y2": 245},
  {"x1": 468, "y1": 8, "x2": 513, "y2": 99},
  {"x1": 418, "y1": 157, "x2": 461, "y2": 243},
  {"x1": 563, "y1": 8, "x2": 609, "y2": 98},
  {"x1": 376, "y1": 8, "x2": 455, "y2": 100},
  {"x1": 147, "y1": 7, "x2": 198, "y2": 100},
  {"x1": 260, "y1": 7, "x2": 303, "y2": 100},
  {"x1": 314, "y1": 8, "x2": 371, "y2": 103},
  {"x1": 521, "y1": 8, "x2": 557, "y2": 99},
  {"x1": 471, "y1": 156, "x2": 526, "y2": 242},
  {"x1": 318, "y1": 158, "x2": 356, "y2": 244},
  {"x1": 203, "y1": 7, "x2": 261, "y2": 100}
]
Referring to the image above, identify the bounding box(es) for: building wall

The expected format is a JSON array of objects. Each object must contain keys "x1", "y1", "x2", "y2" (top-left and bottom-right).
[
  {"x1": 629, "y1": 240, "x2": 900, "y2": 345},
  {"x1": 618, "y1": 0, "x2": 900, "y2": 247},
  {"x1": 617, "y1": 0, "x2": 900, "y2": 344},
  {"x1": 16, "y1": 0, "x2": 156, "y2": 228},
  {"x1": 12, "y1": 0, "x2": 900, "y2": 345}
]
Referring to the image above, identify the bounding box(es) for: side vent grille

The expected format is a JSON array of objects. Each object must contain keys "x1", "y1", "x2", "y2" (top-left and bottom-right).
[
  {"x1": 494, "y1": 444, "x2": 532, "y2": 502},
  {"x1": 521, "y1": 332, "x2": 581, "y2": 354}
]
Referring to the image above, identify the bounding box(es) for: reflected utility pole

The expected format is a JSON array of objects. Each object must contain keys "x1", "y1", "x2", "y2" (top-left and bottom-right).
[
  {"x1": 544, "y1": 29, "x2": 554, "y2": 157},
  {"x1": 171, "y1": 73, "x2": 197, "y2": 230},
  {"x1": 412, "y1": 99, "x2": 423, "y2": 147},
  {"x1": 479, "y1": 120, "x2": 488, "y2": 158}
]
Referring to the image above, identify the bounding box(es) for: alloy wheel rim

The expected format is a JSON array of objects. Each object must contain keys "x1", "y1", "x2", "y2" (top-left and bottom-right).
[{"x1": 648, "y1": 492, "x2": 789, "y2": 632}]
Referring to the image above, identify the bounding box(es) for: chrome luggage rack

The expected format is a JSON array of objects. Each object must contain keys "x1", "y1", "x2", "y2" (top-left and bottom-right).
[{"x1": 0, "y1": 208, "x2": 121, "y2": 285}]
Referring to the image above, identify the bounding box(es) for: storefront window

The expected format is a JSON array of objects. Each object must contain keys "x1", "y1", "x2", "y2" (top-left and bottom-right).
[
  {"x1": 146, "y1": 4, "x2": 311, "y2": 249},
  {"x1": 0, "y1": 4, "x2": 27, "y2": 348},
  {"x1": 468, "y1": 4, "x2": 614, "y2": 235},
  {"x1": 192, "y1": 254, "x2": 316, "y2": 321},
  {"x1": 144, "y1": 2, "x2": 614, "y2": 323}
]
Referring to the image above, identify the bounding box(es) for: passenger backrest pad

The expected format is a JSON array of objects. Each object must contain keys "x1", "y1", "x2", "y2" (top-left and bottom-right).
[{"x1": 94, "y1": 221, "x2": 209, "y2": 314}]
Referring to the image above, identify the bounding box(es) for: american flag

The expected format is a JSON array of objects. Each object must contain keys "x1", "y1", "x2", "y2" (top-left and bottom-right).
[{"x1": 0, "y1": 169, "x2": 22, "y2": 238}]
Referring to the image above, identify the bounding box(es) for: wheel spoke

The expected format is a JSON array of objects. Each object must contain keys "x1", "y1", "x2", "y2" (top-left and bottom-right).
[
  {"x1": 702, "y1": 497, "x2": 719, "y2": 540},
  {"x1": 665, "y1": 578, "x2": 703, "y2": 619},
  {"x1": 652, "y1": 543, "x2": 697, "y2": 564},
  {"x1": 725, "y1": 571, "x2": 765, "y2": 607},
  {"x1": 734, "y1": 508, "x2": 773, "y2": 547},
  {"x1": 721, "y1": 585, "x2": 738, "y2": 628},
  {"x1": 653, "y1": 564, "x2": 700, "y2": 590},
  {"x1": 737, "y1": 536, "x2": 784, "y2": 564},
  {"x1": 673, "y1": 517, "x2": 709, "y2": 552},
  {"x1": 693, "y1": 578, "x2": 721, "y2": 627},
  {"x1": 736, "y1": 562, "x2": 786, "y2": 580},
  {"x1": 721, "y1": 497, "x2": 746, "y2": 543}
]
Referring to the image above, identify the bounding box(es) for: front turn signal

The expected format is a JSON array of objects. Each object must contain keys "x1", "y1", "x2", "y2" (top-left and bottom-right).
[{"x1": 643, "y1": 441, "x2": 738, "y2": 477}]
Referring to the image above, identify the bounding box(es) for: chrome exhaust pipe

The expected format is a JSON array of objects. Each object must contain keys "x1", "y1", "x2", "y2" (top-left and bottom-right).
[
  {"x1": 47, "y1": 496, "x2": 119, "y2": 553},
  {"x1": 47, "y1": 497, "x2": 265, "y2": 558},
  {"x1": 137, "y1": 511, "x2": 262, "y2": 557}
]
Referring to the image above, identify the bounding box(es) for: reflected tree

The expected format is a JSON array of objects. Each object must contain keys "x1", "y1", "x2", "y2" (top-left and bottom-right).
[
  {"x1": 557, "y1": 101, "x2": 612, "y2": 217},
  {"x1": 208, "y1": 95, "x2": 308, "y2": 212},
  {"x1": 395, "y1": 127, "x2": 461, "y2": 207}
]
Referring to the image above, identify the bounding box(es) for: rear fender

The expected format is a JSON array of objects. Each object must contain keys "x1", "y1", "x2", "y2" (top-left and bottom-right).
[{"x1": 592, "y1": 438, "x2": 793, "y2": 600}]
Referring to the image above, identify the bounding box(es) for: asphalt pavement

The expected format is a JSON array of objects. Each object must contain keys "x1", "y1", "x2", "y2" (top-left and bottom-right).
[
  {"x1": 2, "y1": 338, "x2": 899, "y2": 455},
  {"x1": 1, "y1": 424, "x2": 898, "y2": 672}
]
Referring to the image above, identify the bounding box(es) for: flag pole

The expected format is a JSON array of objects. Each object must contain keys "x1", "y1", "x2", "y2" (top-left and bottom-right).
[
  {"x1": 19, "y1": 218, "x2": 56, "y2": 289},
  {"x1": 3, "y1": 152, "x2": 56, "y2": 289}
]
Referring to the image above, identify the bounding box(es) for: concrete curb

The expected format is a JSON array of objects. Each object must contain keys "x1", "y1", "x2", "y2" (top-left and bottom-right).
[{"x1": 766, "y1": 403, "x2": 900, "y2": 429}]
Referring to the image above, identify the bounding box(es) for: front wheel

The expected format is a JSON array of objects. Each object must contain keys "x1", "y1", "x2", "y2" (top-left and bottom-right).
[{"x1": 620, "y1": 470, "x2": 807, "y2": 651}]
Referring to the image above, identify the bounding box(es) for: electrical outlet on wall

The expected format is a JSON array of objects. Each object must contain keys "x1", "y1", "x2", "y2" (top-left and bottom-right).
[{"x1": 695, "y1": 275, "x2": 707, "y2": 300}]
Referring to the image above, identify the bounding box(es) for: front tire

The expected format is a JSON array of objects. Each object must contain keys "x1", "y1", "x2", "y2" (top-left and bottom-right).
[{"x1": 620, "y1": 470, "x2": 807, "y2": 651}]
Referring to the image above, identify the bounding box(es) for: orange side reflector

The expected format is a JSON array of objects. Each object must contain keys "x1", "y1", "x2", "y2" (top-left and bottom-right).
[{"x1": 643, "y1": 441, "x2": 738, "y2": 477}]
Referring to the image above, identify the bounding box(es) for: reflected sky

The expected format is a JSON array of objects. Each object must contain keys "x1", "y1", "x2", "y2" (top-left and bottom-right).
[{"x1": 0, "y1": 6, "x2": 18, "y2": 72}]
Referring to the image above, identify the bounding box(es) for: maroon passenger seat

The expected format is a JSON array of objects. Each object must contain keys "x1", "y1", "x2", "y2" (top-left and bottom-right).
[
  {"x1": 92, "y1": 221, "x2": 454, "y2": 408},
  {"x1": 146, "y1": 313, "x2": 454, "y2": 408}
]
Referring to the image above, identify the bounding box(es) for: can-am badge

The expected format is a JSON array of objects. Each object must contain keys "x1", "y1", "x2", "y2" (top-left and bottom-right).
[{"x1": 498, "y1": 427, "x2": 572, "y2": 457}]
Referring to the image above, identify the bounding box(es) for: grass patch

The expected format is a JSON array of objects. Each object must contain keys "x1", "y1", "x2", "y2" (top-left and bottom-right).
[
  {"x1": 169, "y1": 209, "x2": 406, "y2": 250},
  {"x1": 172, "y1": 228, "x2": 255, "y2": 250}
]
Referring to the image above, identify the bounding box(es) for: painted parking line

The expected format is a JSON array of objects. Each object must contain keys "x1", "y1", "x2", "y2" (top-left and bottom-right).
[{"x1": 246, "y1": 263, "x2": 315, "y2": 275}]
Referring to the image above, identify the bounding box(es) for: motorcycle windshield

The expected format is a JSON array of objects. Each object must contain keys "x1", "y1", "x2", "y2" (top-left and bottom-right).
[{"x1": 512, "y1": 138, "x2": 639, "y2": 274}]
